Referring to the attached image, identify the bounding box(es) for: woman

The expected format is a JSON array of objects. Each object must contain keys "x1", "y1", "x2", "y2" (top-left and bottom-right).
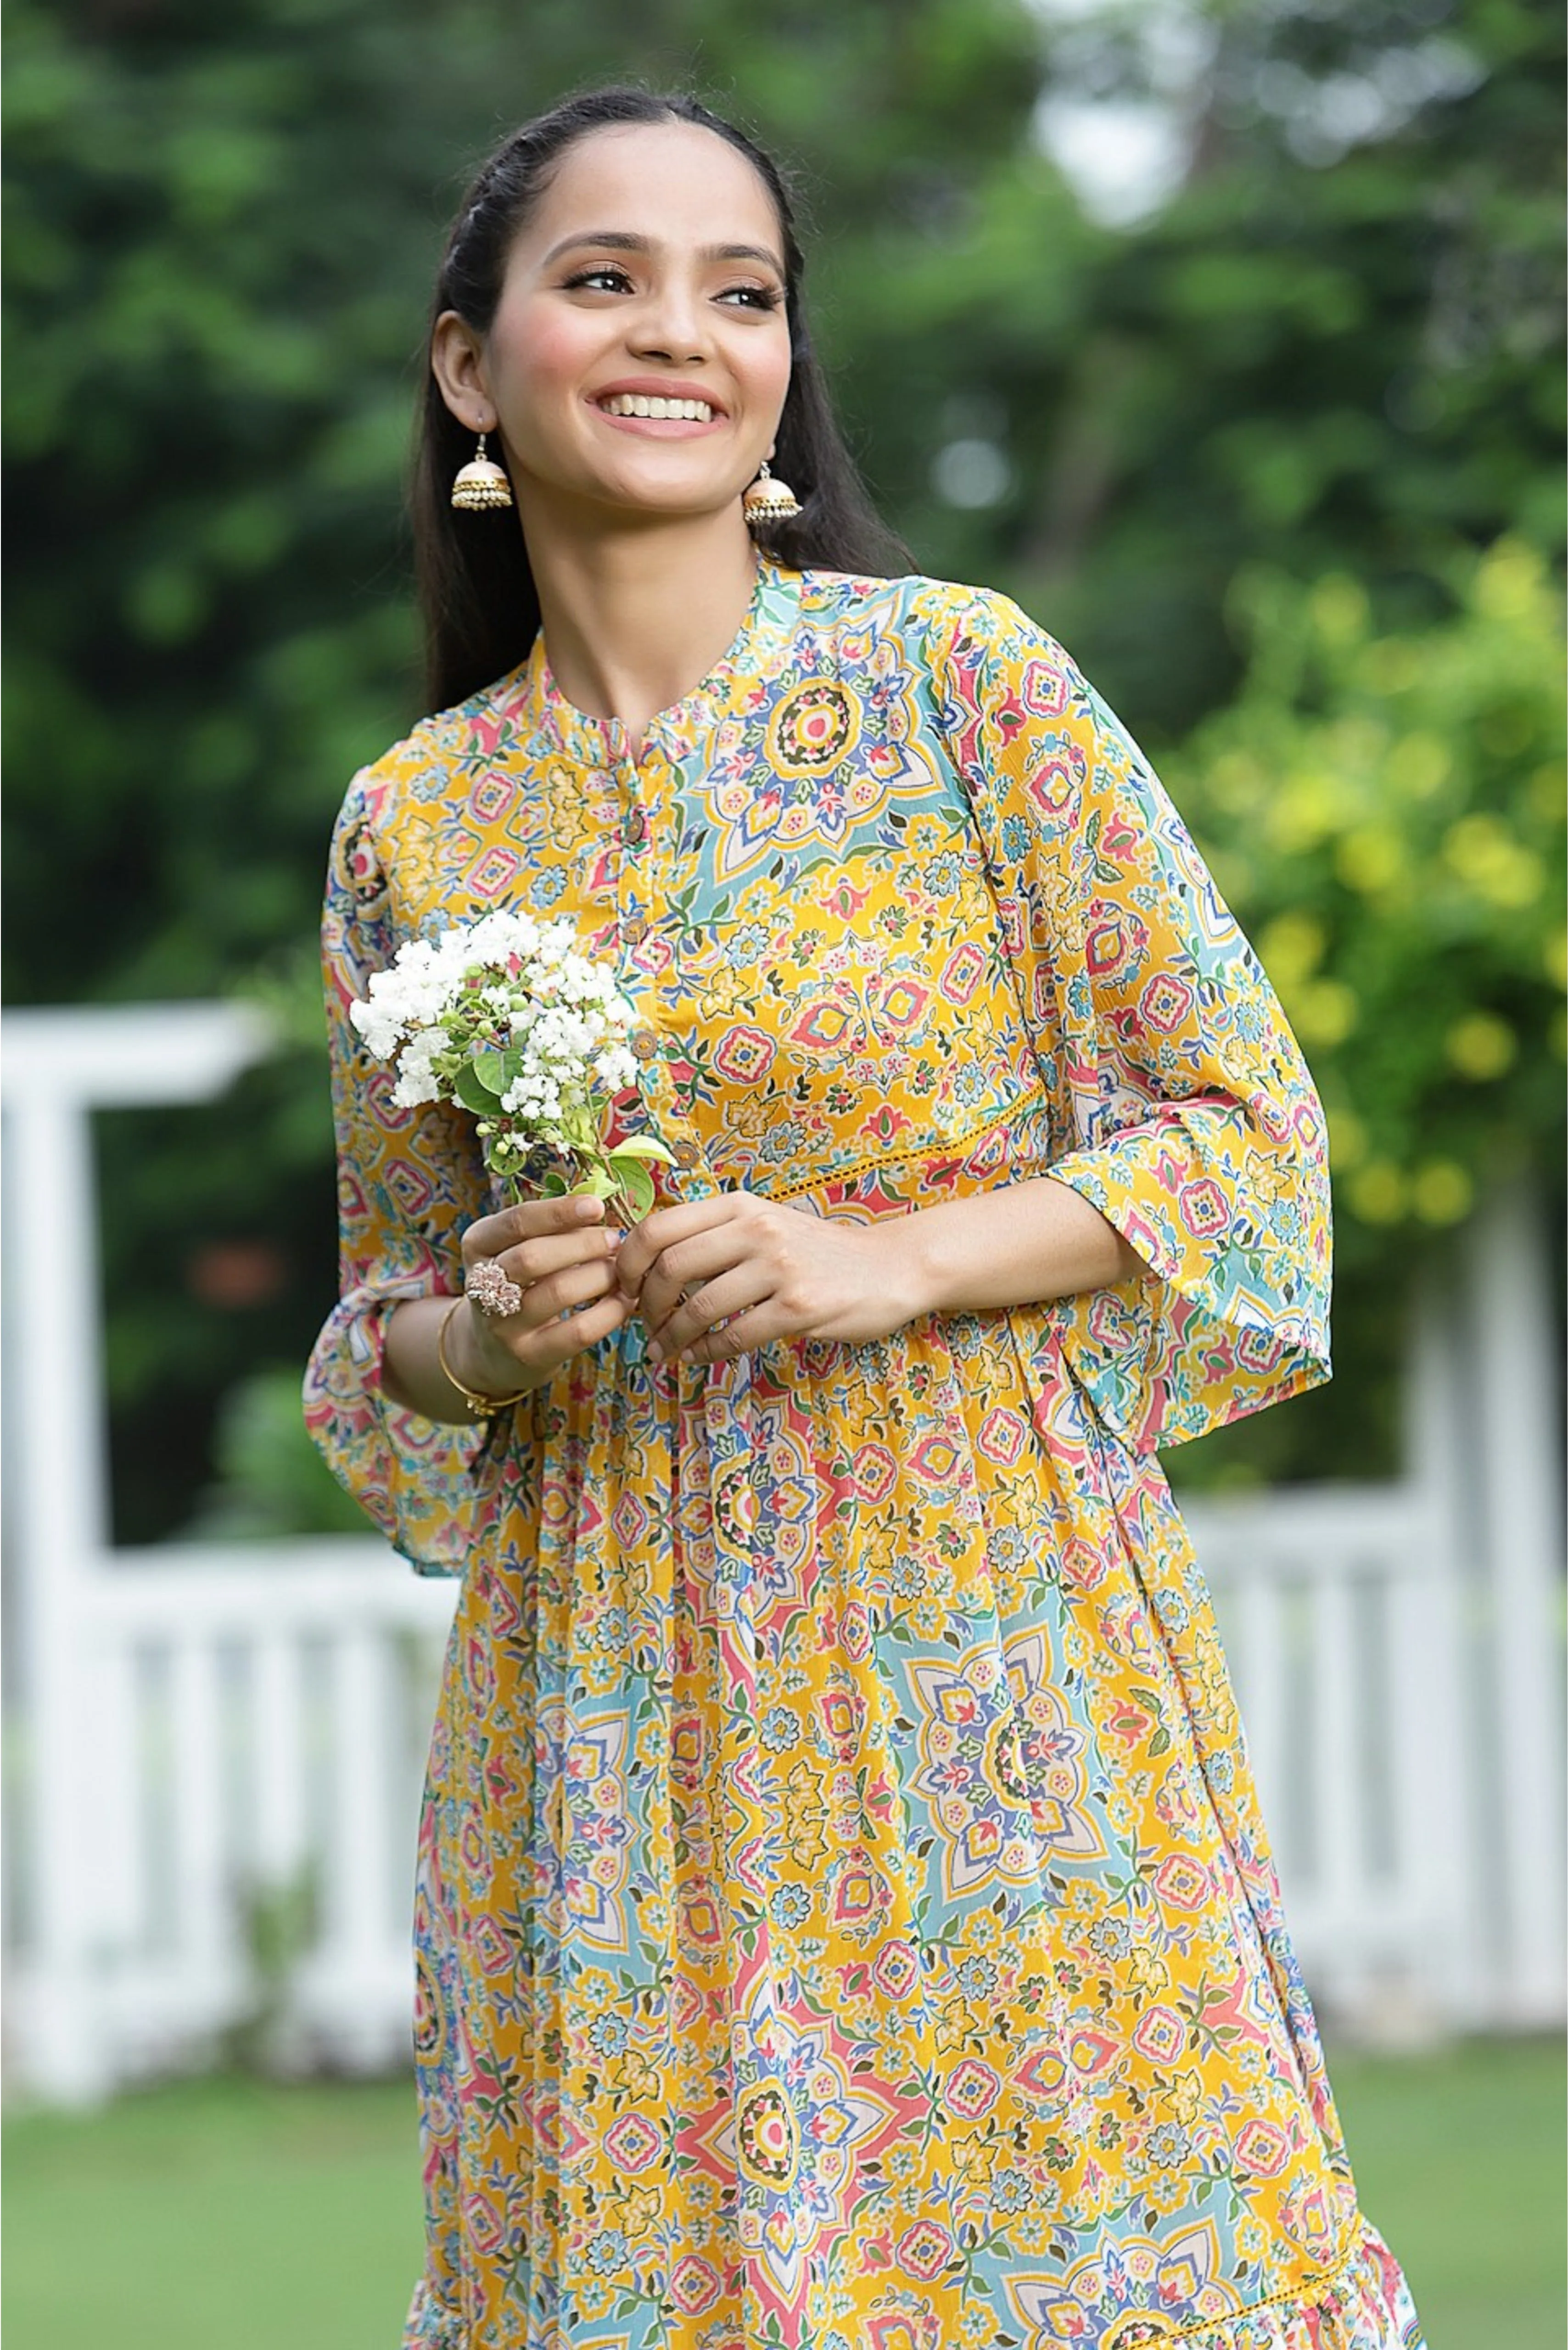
[{"x1": 305, "y1": 86, "x2": 1426, "y2": 2350}]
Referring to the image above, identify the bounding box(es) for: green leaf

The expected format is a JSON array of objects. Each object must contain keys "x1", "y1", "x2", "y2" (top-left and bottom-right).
[
  {"x1": 608, "y1": 1135, "x2": 677, "y2": 1164},
  {"x1": 454, "y1": 1062, "x2": 501, "y2": 1115},
  {"x1": 537, "y1": 1170, "x2": 569, "y2": 1197},
  {"x1": 615, "y1": 1160, "x2": 656, "y2": 1216},
  {"x1": 472, "y1": 1048, "x2": 517, "y2": 1094}
]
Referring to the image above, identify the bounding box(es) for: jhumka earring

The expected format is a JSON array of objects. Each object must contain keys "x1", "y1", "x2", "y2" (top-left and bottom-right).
[
  {"x1": 742, "y1": 459, "x2": 802, "y2": 529},
  {"x1": 450, "y1": 427, "x2": 514, "y2": 512}
]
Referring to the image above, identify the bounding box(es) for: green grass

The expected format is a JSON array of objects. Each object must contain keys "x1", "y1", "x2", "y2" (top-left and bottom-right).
[
  {"x1": 1329, "y1": 2035, "x2": 1566, "y2": 2350},
  {"x1": 2, "y1": 2071, "x2": 422, "y2": 2350},
  {"x1": 2, "y1": 2037, "x2": 1562, "y2": 2348}
]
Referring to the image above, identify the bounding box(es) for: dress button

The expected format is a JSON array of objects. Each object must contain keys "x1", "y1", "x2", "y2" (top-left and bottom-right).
[
  {"x1": 673, "y1": 1139, "x2": 701, "y2": 1168},
  {"x1": 622, "y1": 912, "x2": 648, "y2": 944},
  {"x1": 624, "y1": 807, "x2": 647, "y2": 845},
  {"x1": 631, "y1": 1027, "x2": 661, "y2": 1062}
]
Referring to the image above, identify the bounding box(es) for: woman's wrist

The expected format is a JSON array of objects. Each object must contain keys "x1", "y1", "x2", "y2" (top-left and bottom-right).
[
  {"x1": 888, "y1": 1180, "x2": 1143, "y2": 1321},
  {"x1": 381, "y1": 1292, "x2": 537, "y2": 1421},
  {"x1": 444, "y1": 1296, "x2": 537, "y2": 1402}
]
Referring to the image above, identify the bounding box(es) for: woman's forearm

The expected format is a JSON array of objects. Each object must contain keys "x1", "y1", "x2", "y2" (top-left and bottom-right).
[
  {"x1": 381, "y1": 1180, "x2": 1138, "y2": 1413},
  {"x1": 893, "y1": 1175, "x2": 1144, "y2": 1320}
]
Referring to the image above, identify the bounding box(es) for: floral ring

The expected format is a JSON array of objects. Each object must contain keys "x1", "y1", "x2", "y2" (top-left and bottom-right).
[{"x1": 465, "y1": 1258, "x2": 527, "y2": 1319}]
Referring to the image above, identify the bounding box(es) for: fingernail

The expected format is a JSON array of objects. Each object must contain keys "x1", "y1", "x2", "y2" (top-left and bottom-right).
[{"x1": 648, "y1": 1339, "x2": 663, "y2": 1361}]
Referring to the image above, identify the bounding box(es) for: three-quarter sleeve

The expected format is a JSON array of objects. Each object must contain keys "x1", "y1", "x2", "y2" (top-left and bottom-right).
[
  {"x1": 931, "y1": 587, "x2": 1332, "y2": 1452},
  {"x1": 302, "y1": 769, "x2": 492, "y2": 1574}
]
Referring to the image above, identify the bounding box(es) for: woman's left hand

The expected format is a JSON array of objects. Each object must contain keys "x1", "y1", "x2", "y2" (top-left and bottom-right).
[{"x1": 614, "y1": 1189, "x2": 924, "y2": 1364}]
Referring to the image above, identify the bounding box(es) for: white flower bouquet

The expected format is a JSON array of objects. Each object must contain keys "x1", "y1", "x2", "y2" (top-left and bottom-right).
[{"x1": 348, "y1": 910, "x2": 674, "y2": 1219}]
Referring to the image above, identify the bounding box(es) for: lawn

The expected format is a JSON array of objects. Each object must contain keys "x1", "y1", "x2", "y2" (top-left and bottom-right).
[{"x1": 3, "y1": 2036, "x2": 1562, "y2": 2348}]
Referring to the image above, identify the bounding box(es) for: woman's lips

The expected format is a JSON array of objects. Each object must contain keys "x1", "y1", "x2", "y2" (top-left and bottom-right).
[
  {"x1": 589, "y1": 388, "x2": 726, "y2": 436},
  {"x1": 592, "y1": 404, "x2": 728, "y2": 437},
  {"x1": 592, "y1": 406, "x2": 725, "y2": 436}
]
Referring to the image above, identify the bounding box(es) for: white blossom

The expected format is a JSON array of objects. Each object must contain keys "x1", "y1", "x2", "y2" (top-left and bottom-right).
[{"x1": 347, "y1": 911, "x2": 653, "y2": 1181}]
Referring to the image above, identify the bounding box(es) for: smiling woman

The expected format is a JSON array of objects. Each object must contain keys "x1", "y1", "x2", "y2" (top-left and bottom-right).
[
  {"x1": 302, "y1": 82, "x2": 1428, "y2": 2350},
  {"x1": 410, "y1": 90, "x2": 906, "y2": 719}
]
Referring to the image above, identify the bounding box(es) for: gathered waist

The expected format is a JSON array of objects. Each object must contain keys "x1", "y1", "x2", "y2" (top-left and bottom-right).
[{"x1": 722, "y1": 1080, "x2": 1064, "y2": 1222}]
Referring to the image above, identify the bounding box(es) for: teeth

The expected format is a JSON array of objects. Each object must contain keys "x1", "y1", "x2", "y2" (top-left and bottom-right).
[{"x1": 602, "y1": 393, "x2": 714, "y2": 422}]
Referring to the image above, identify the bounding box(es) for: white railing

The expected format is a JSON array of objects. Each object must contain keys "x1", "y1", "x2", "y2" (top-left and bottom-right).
[
  {"x1": 11, "y1": 1541, "x2": 456, "y2": 2095},
  {"x1": 1189, "y1": 1485, "x2": 1471, "y2": 2037},
  {"x1": 3, "y1": 1005, "x2": 1562, "y2": 2104}
]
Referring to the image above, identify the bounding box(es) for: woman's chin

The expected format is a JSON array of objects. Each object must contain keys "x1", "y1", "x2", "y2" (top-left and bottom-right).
[{"x1": 561, "y1": 475, "x2": 750, "y2": 532}]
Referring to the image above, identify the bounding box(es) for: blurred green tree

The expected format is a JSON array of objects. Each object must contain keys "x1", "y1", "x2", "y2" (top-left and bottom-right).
[
  {"x1": 1177, "y1": 537, "x2": 1563, "y2": 1256},
  {"x1": 3, "y1": 0, "x2": 1561, "y2": 1531},
  {"x1": 1163, "y1": 534, "x2": 1564, "y2": 1489}
]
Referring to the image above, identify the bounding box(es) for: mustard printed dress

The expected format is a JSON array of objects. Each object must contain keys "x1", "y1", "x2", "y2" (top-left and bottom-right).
[{"x1": 305, "y1": 556, "x2": 1426, "y2": 2350}]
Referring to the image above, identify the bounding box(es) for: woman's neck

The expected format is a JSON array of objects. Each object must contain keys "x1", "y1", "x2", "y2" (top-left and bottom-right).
[{"x1": 522, "y1": 506, "x2": 761, "y2": 753}]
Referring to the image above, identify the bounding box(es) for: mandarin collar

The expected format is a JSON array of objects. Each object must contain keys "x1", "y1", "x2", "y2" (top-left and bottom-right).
[{"x1": 515, "y1": 553, "x2": 802, "y2": 766}]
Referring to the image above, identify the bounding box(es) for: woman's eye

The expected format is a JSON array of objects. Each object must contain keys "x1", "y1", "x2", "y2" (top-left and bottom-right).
[
  {"x1": 564, "y1": 266, "x2": 633, "y2": 293},
  {"x1": 718, "y1": 285, "x2": 783, "y2": 311}
]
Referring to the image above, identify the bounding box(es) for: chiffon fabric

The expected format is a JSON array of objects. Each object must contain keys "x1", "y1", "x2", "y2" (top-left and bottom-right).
[{"x1": 306, "y1": 556, "x2": 1426, "y2": 2350}]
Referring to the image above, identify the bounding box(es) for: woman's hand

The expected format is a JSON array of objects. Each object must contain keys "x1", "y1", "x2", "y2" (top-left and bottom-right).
[
  {"x1": 612, "y1": 1189, "x2": 924, "y2": 1365},
  {"x1": 455, "y1": 1192, "x2": 630, "y2": 1389},
  {"x1": 381, "y1": 1193, "x2": 629, "y2": 1418}
]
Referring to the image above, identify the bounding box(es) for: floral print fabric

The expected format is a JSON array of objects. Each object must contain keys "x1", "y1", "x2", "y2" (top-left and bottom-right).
[{"x1": 306, "y1": 557, "x2": 1424, "y2": 2350}]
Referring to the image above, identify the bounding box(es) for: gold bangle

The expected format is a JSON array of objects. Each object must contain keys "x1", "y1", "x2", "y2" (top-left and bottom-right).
[{"x1": 436, "y1": 1296, "x2": 532, "y2": 1419}]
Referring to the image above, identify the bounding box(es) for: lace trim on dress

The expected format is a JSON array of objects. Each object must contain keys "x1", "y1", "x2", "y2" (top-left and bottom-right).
[{"x1": 400, "y1": 2213, "x2": 1423, "y2": 2350}]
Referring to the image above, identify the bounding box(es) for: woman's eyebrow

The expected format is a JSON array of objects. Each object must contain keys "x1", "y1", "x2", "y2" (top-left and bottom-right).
[{"x1": 543, "y1": 229, "x2": 785, "y2": 276}]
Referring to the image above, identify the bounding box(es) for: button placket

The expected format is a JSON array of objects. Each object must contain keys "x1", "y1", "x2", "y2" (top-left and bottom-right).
[
  {"x1": 615, "y1": 739, "x2": 668, "y2": 956},
  {"x1": 612, "y1": 741, "x2": 713, "y2": 1199}
]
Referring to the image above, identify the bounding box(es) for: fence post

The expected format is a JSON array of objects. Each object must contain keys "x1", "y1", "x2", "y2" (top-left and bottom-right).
[
  {"x1": 1466, "y1": 1176, "x2": 1566, "y2": 2024},
  {"x1": 4, "y1": 1082, "x2": 113, "y2": 2100},
  {"x1": 2, "y1": 1005, "x2": 272, "y2": 2102}
]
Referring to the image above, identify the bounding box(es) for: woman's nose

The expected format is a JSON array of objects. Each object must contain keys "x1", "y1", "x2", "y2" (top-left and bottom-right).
[{"x1": 627, "y1": 280, "x2": 711, "y2": 365}]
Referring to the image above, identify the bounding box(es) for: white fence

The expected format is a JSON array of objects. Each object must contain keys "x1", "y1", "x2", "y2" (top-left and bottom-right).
[{"x1": 3, "y1": 1004, "x2": 1562, "y2": 2104}]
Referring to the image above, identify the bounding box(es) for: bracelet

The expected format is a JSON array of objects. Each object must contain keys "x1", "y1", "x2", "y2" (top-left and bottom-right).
[{"x1": 436, "y1": 1297, "x2": 532, "y2": 1419}]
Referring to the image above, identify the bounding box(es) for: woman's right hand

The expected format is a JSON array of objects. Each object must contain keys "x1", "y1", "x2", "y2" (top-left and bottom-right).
[
  {"x1": 453, "y1": 1192, "x2": 630, "y2": 1396},
  {"x1": 380, "y1": 1193, "x2": 630, "y2": 1420}
]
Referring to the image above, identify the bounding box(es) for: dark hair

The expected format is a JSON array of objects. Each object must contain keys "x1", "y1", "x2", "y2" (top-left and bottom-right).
[{"x1": 413, "y1": 86, "x2": 911, "y2": 714}]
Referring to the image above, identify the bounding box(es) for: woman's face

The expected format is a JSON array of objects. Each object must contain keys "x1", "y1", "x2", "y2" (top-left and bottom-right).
[{"x1": 435, "y1": 122, "x2": 793, "y2": 529}]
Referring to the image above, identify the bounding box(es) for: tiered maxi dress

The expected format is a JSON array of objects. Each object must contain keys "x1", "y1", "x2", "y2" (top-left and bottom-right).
[{"x1": 305, "y1": 555, "x2": 1427, "y2": 2350}]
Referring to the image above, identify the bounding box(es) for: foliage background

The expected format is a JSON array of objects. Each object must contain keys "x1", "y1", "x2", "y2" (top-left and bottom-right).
[{"x1": 5, "y1": 0, "x2": 1562, "y2": 1538}]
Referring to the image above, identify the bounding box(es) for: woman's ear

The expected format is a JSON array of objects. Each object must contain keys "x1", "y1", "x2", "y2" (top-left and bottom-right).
[{"x1": 430, "y1": 310, "x2": 493, "y2": 431}]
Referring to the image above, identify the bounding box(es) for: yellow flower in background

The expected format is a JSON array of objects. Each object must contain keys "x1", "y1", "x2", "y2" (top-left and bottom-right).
[
  {"x1": 1266, "y1": 770, "x2": 1343, "y2": 852},
  {"x1": 1473, "y1": 536, "x2": 1549, "y2": 623},
  {"x1": 1347, "y1": 1161, "x2": 1407, "y2": 1224},
  {"x1": 1335, "y1": 824, "x2": 1404, "y2": 895},
  {"x1": 1291, "y1": 979, "x2": 1359, "y2": 1047},
  {"x1": 1442, "y1": 814, "x2": 1544, "y2": 908},
  {"x1": 1412, "y1": 1162, "x2": 1474, "y2": 1225},
  {"x1": 1309, "y1": 573, "x2": 1369, "y2": 644},
  {"x1": 1384, "y1": 731, "x2": 1450, "y2": 799},
  {"x1": 1446, "y1": 1012, "x2": 1518, "y2": 1080},
  {"x1": 1256, "y1": 911, "x2": 1325, "y2": 989}
]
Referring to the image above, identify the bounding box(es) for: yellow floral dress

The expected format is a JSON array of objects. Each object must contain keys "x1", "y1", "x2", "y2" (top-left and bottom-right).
[{"x1": 305, "y1": 555, "x2": 1425, "y2": 2350}]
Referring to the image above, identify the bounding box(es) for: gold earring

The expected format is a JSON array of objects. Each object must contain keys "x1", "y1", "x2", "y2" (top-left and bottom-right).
[
  {"x1": 451, "y1": 426, "x2": 513, "y2": 512},
  {"x1": 743, "y1": 459, "x2": 802, "y2": 529}
]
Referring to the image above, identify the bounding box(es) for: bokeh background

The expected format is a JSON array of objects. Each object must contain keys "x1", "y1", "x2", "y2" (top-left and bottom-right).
[{"x1": 3, "y1": 0, "x2": 1563, "y2": 2344}]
